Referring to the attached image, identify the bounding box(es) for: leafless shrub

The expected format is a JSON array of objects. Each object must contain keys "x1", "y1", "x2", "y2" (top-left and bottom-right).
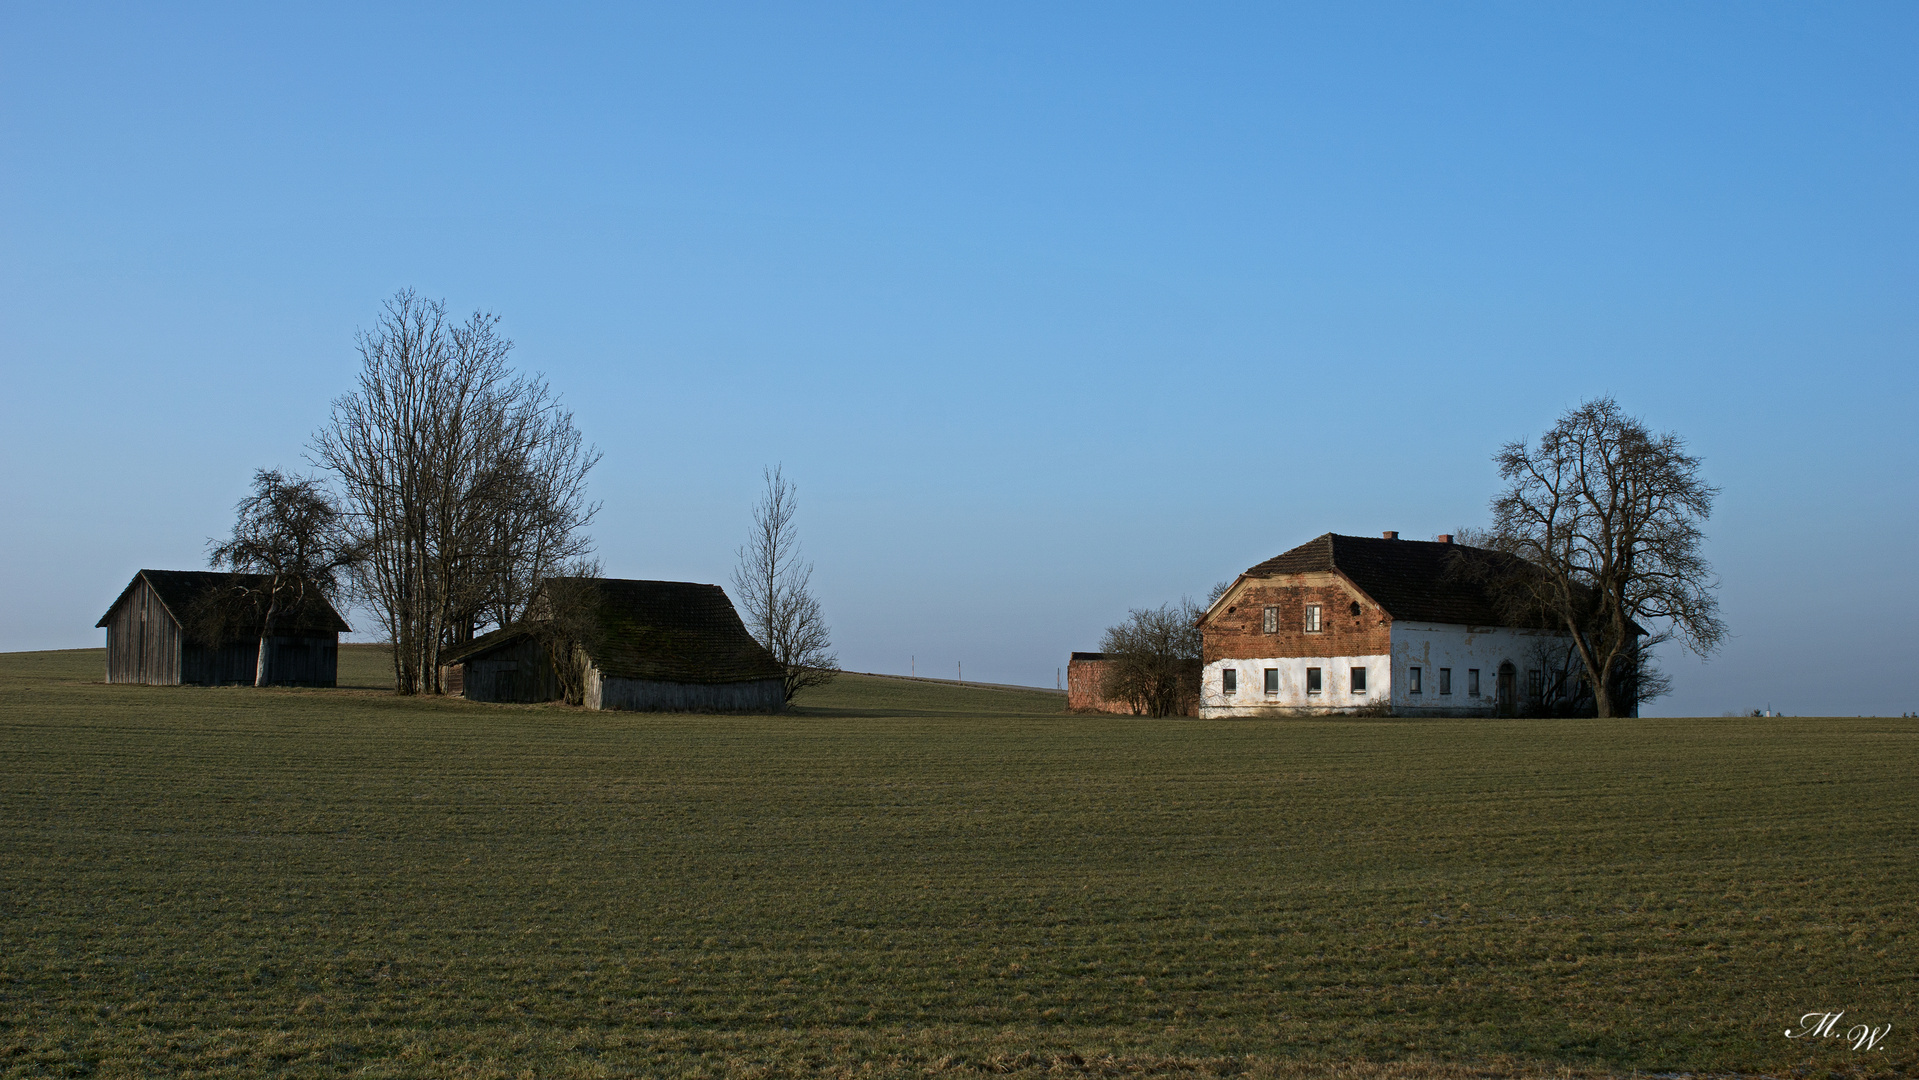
[
  {"x1": 1098, "y1": 599, "x2": 1203, "y2": 718},
  {"x1": 524, "y1": 560, "x2": 605, "y2": 707},
  {"x1": 732, "y1": 466, "x2": 838, "y2": 702}
]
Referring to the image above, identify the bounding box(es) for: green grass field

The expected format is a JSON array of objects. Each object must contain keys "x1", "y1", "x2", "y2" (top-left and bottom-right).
[{"x1": 0, "y1": 647, "x2": 1911, "y2": 1078}]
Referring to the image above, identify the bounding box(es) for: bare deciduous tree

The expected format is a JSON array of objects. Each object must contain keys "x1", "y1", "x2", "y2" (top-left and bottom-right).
[
  {"x1": 1464, "y1": 397, "x2": 1722, "y2": 718},
  {"x1": 313, "y1": 289, "x2": 600, "y2": 694},
  {"x1": 465, "y1": 395, "x2": 601, "y2": 636},
  {"x1": 732, "y1": 466, "x2": 837, "y2": 702},
  {"x1": 204, "y1": 469, "x2": 362, "y2": 686},
  {"x1": 1098, "y1": 599, "x2": 1204, "y2": 718}
]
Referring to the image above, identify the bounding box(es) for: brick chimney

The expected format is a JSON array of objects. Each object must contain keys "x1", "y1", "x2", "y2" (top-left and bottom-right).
[
  {"x1": 1381, "y1": 531, "x2": 1399, "y2": 540},
  {"x1": 1437, "y1": 534, "x2": 1454, "y2": 544}
]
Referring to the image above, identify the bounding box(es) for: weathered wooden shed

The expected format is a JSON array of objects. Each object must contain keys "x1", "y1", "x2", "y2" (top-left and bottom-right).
[
  {"x1": 441, "y1": 578, "x2": 786, "y2": 712},
  {"x1": 96, "y1": 569, "x2": 351, "y2": 686}
]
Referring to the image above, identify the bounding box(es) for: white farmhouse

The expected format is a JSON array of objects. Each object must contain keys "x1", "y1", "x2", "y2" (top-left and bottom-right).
[{"x1": 1197, "y1": 532, "x2": 1604, "y2": 718}]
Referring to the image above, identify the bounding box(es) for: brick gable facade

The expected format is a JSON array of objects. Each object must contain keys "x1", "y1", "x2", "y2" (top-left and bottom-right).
[{"x1": 1200, "y1": 572, "x2": 1390, "y2": 668}]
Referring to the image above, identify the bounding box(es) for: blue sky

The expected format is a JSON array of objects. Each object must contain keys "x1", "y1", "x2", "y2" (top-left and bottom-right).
[{"x1": 3, "y1": 3, "x2": 1914, "y2": 715}]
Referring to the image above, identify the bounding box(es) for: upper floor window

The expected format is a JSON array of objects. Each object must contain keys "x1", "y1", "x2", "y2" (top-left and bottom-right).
[
  {"x1": 1304, "y1": 605, "x2": 1321, "y2": 633},
  {"x1": 1261, "y1": 606, "x2": 1278, "y2": 634},
  {"x1": 1348, "y1": 601, "x2": 1361, "y2": 617}
]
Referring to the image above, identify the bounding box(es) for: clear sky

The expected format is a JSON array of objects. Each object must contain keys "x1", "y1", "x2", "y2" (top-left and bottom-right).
[{"x1": 3, "y1": 3, "x2": 1915, "y2": 715}]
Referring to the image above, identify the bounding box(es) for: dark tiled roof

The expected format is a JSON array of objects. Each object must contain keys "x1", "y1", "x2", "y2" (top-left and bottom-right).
[
  {"x1": 1242, "y1": 534, "x2": 1537, "y2": 627},
  {"x1": 442, "y1": 578, "x2": 784, "y2": 685},
  {"x1": 97, "y1": 569, "x2": 351, "y2": 634}
]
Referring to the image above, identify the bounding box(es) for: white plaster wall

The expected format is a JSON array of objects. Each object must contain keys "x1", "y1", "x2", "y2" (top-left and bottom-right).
[
  {"x1": 1200, "y1": 654, "x2": 1390, "y2": 717},
  {"x1": 1386, "y1": 622, "x2": 1572, "y2": 713}
]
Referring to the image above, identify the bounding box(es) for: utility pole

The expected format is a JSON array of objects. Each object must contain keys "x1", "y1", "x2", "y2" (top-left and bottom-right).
[
  {"x1": 911, "y1": 655, "x2": 914, "y2": 677},
  {"x1": 957, "y1": 661, "x2": 962, "y2": 682}
]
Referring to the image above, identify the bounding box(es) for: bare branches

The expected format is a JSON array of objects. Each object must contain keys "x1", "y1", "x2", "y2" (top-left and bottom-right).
[
  {"x1": 204, "y1": 468, "x2": 362, "y2": 686},
  {"x1": 732, "y1": 467, "x2": 838, "y2": 703},
  {"x1": 313, "y1": 289, "x2": 600, "y2": 694},
  {"x1": 1098, "y1": 599, "x2": 1204, "y2": 718},
  {"x1": 1479, "y1": 397, "x2": 1722, "y2": 717},
  {"x1": 526, "y1": 558, "x2": 605, "y2": 707}
]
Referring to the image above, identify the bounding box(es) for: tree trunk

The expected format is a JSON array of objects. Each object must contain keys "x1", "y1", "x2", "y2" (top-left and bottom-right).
[
  {"x1": 254, "y1": 584, "x2": 282, "y2": 688},
  {"x1": 1592, "y1": 681, "x2": 1615, "y2": 719}
]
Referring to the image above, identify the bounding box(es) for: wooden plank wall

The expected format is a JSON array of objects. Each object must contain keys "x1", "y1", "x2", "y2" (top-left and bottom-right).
[
  {"x1": 264, "y1": 636, "x2": 339, "y2": 687},
  {"x1": 179, "y1": 636, "x2": 337, "y2": 686},
  {"x1": 104, "y1": 577, "x2": 182, "y2": 685},
  {"x1": 590, "y1": 673, "x2": 785, "y2": 713},
  {"x1": 180, "y1": 640, "x2": 258, "y2": 685},
  {"x1": 461, "y1": 637, "x2": 558, "y2": 703}
]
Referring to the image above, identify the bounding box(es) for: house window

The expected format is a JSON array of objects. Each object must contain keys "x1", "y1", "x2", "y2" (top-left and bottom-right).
[
  {"x1": 1468, "y1": 668, "x2": 1480, "y2": 697},
  {"x1": 1528, "y1": 668, "x2": 1544, "y2": 703},
  {"x1": 1439, "y1": 667, "x2": 1452, "y2": 695},
  {"x1": 1348, "y1": 601, "x2": 1361, "y2": 617},
  {"x1": 1264, "y1": 668, "x2": 1279, "y2": 695},
  {"x1": 1409, "y1": 666, "x2": 1422, "y2": 694},
  {"x1": 1306, "y1": 667, "x2": 1321, "y2": 694},
  {"x1": 1351, "y1": 667, "x2": 1367, "y2": 693},
  {"x1": 1222, "y1": 668, "x2": 1237, "y2": 695},
  {"x1": 1262, "y1": 606, "x2": 1278, "y2": 634},
  {"x1": 1304, "y1": 605, "x2": 1321, "y2": 633}
]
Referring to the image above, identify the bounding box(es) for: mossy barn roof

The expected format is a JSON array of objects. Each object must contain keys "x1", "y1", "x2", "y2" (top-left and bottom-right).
[{"x1": 444, "y1": 578, "x2": 783, "y2": 685}]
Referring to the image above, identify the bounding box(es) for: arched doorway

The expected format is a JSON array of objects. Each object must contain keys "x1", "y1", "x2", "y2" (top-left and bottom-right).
[{"x1": 1496, "y1": 661, "x2": 1516, "y2": 715}]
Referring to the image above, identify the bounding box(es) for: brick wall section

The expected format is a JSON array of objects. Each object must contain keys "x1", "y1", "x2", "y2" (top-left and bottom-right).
[
  {"x1": 1067, "y1": 655, "x2": 1133, "y2": 713},
  {"x1": 1067, "y1": 653, "x2": 1200, "y2": 715},
  {"x1": 1203, "y1": 571, "x2": 1392, "y2": 663}
]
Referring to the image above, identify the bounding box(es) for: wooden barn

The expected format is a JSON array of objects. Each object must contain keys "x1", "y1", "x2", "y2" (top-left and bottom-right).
[
  {"x1": 96, "y1": 569, "x2": 351, "y2": 687},
  {"x1": 440, "y1": 577, "x2": 787, "y2": 712}
]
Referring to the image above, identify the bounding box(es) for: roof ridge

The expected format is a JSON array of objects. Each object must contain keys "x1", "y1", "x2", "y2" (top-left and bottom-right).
[
  {"x1": 98, "y1": 569, "x2": 352, "y2": 633},
  {"x1": 1225, "y1": 531, "x2": 1538, "y2": 629}
]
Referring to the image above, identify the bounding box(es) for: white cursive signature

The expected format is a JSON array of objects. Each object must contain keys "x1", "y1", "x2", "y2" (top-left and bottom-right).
[{"x1": 1785, "y1": 1011, "x2": 1890, "y2": 1051}]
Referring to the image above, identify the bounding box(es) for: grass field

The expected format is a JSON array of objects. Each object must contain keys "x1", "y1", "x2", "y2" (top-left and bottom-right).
[{"x1": 0, "y1": 647, "x2": 1911, "y2": 1078}]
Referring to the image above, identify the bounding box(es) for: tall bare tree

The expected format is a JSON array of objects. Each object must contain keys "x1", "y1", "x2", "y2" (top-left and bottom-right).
[
  {"x1": 205, "y1": 469, "x2": 362, "y2": 687},
  {"x1": 1468, "y1": 397, "x2": 1723, "y2": 718},
  {"x1": 313, "y1": 290, "x2": 600, "y2": 694},
  {"x1": 1099, "y1": 599, "x2": 1204, "y2": 718},
  {"x1": 732, "y1": 466, "x2": 838, "y2": 702}
]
